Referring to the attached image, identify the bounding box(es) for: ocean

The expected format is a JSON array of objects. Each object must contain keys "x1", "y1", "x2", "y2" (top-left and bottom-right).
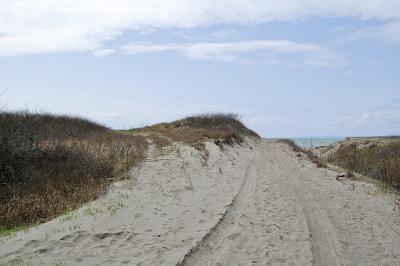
[{"x1": 289, "y1": 137, "x2": 344, "y2": 149}]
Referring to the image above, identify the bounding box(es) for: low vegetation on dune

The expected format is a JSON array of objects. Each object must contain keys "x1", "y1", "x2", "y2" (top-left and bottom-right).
[
  {"x1": 0, "y1": 112, "x2": 258, "y2": 231},
  {"x1": 277, "y1": 139, "x2": 327, "y2": 168},
  {"x1": 0, "y1": 111, "x2": 147, "y2": 229},
  {"x1": 279, "y1": 137, "x2": 400, "y2": 193},
  {"x1": 328, "y1": 139, "x2": 400, "y2": 191},
  {"x1": 130, "y1": 113, "x2": 259, "y2": 146}
]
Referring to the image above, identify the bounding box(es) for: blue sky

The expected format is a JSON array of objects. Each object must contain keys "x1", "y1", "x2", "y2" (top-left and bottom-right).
[{"x1": 1, "y1": 1, "x2": 399, "y2": 137}]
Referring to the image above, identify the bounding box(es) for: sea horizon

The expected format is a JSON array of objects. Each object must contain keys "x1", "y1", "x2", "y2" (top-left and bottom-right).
[{"x1": 289, "y1": 137, "x2": 345, "y2": 148}]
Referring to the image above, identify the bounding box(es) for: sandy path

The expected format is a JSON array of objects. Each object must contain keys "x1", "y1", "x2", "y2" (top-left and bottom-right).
[
  {"x1": 181, "y1": 140, "x2": 400, "y2": 266},
  {"x1": 1, "y1": 140, "x2": 400, "y2": 265}
]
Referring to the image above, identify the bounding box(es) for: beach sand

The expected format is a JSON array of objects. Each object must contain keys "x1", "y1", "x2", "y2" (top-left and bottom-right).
[{"x1": 1, "y1": 139, "x2": 400, "y2": 265}]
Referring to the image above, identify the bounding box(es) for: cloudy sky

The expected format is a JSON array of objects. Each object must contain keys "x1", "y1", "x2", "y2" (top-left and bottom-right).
[{"x1": 1, "y1": 0, "x2": 399, "y2": 137}]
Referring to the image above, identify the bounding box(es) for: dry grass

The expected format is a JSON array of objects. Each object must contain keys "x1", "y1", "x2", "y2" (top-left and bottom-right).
[
  {"x1": 278, "y1": 139, "x2": 327, "y2": 168},
  {"x1": 329, "y1": 140, "x2": 400, "y2": 192},
  {"x1": 147, "y1": 133, "x2": 172, "y2": 149},
  {"x1": 2, "y1": 179, "x2": 108, "y2": 227},
  {"x1": 0, "y1": 112, "x2": 257, "y2": 229},
  {"x1": 130, "y1": 113, "x2": 259, "y2": 146},
  {"x1": 0, "y1": 111, "x2": 147, "y2": 228}
]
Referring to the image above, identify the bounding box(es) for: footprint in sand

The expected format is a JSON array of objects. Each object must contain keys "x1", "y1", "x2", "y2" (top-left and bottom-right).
[{"x1": 35, "y1": 248, "x2": 48, "y2": 254}]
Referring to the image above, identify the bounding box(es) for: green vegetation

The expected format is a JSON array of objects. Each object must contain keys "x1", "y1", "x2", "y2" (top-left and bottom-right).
[{"x1": 0, "y1": 224, "x2": 28, "y2": 238}]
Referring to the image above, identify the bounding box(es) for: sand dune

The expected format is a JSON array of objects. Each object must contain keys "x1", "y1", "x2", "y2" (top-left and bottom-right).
[{"x1": 1, "y1": 139, "x2": 400, "y2": 265}]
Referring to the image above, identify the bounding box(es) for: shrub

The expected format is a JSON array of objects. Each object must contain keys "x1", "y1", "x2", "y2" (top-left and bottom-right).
[
  {"x1": 0, "y1": 111, "x2": 256, "y2": 228},
  {"x1": 0, "y1": 111, "x2": 147, "y2": 228},
  {"x1": 329, "y1": 141, "x2": 400, "y2": 190}
]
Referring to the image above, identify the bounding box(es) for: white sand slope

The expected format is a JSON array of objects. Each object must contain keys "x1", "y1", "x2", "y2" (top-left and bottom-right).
[
  {"x1": 1, "y1": 139, "x2": 400, "y2": 265},
  {"x1": 0, "y1": 140, "x2": 256, "y2": 265}
]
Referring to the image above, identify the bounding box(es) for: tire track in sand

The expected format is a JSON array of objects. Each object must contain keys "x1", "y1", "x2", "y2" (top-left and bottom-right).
[
  {"x1": 269, "y1": 142, "x2": 343, "y2": 266},
  {"x1": 177, "y1": 147, "x2": 259, "y2": 266},
  {"x1": 180, "y1": 140, "x2": 345, "y2": 266}
]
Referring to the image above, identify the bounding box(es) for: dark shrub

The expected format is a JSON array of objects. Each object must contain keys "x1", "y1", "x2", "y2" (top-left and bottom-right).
[{"x1": 0, "y1": 111, "x2": 147, "y2": 228}]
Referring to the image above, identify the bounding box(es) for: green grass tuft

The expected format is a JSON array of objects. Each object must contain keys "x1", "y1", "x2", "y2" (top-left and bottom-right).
[{"x1": 0, "y1": 224, "x2": 28, "y2": 238}]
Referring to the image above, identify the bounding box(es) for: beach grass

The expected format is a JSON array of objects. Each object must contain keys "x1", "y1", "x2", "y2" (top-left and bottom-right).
[
  {"x1": 0, "y1": 225, "x2": 28, "y2": 238},
  {"x1": 0, "y1": 111, "x2": 257, "y2": 230},
  {"x1": 0, "y1": 111, "x2": 147, "y2": 229},
  {"x1": 328, "y1": 139, "x2": 400, "y2": 192},
  {"x1": 129, "y1": 113, "x2": 259, "y2": 146}
]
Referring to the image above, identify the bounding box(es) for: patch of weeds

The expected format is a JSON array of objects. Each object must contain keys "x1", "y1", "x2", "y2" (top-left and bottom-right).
[
  {"x1": 83, "y1": 206, "x2": 104, "y2": 216},
  {"x1": 102, "y1": 192, "x2": 129, "y2": 216},
  {"x1": 0, "y1": 224, "x2": 28, "y2": 238},
  {"x1": 105, "y1": 200, "x2": 126, "y2": 216},
  {"x1": 7, "y1": 256, "x2": 33, "y2": 266},
  {"x1": 61, "y1": 209, "x2": 79, "y2": 222}
]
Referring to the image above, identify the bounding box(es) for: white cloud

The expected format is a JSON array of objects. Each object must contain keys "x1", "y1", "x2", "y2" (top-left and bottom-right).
[
  {"x1": 121, "y1": 40, "x2": 343, "y2": 66},
  {"x1": 211, "y1": 29, "x2": 238, "y2": 40},
  {"x1": 93, "y1": 49, "x2": 116, "y2": 57},
  {"x1": 334, "y1": 110, "x2": 400, "y2": 129},
  {"x1": 1, "y1": 0, "x2": 400, "y2": 56},
  {"x1": 352, "y1": 20, "x2": 400, "y2": 44}
]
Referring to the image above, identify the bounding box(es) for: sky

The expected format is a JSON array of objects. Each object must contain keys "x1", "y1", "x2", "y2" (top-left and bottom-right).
[{"x1": 0, "y1": 1, "x2": 399, "y2": 137}]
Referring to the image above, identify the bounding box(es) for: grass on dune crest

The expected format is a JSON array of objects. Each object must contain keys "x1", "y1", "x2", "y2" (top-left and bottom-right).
[
  {"x1": 0, "y1": 111, "x2": 147, "y2": 229},
  {"x1": 129, "y1": 113, "x2": 260, "y2": 146},
  {"x1": 0, "y1": 111, "x2": 258, "y2": 231}
]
